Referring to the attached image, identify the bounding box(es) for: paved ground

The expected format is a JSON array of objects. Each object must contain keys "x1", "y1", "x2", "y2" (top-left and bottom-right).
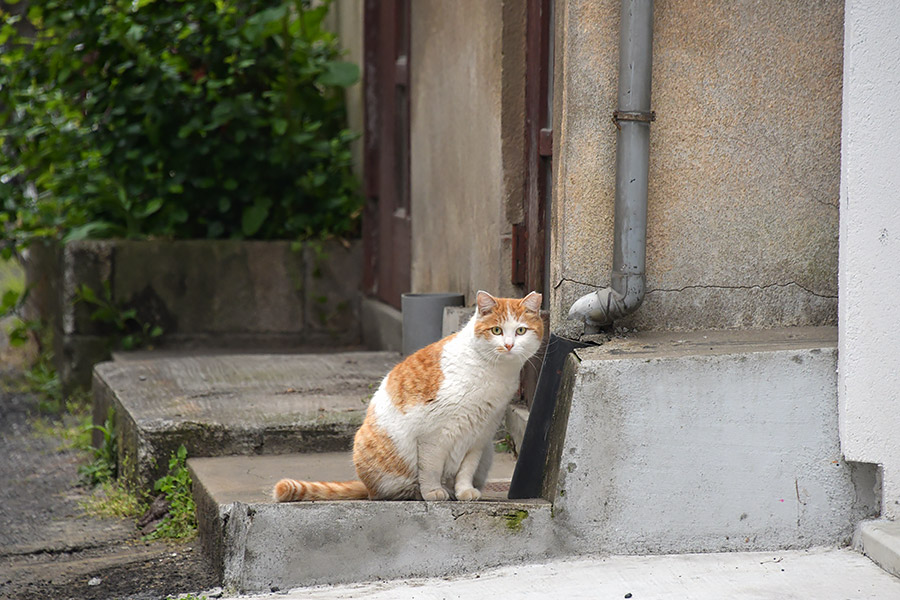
[
  {"x1": 234, "y1": 547, "x2": 900, "y2": 600},
  {"x1": 0, "y1": 365, "x2": 218, "y2": 600}
]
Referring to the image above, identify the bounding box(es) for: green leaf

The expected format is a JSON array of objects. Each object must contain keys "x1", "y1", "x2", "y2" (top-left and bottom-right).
[
  {"x1": 317, "y1": 61, "x2": 360, "y2": 88},
  {"x1": 243, "y1": 5, "x2": 288, "y2": 43},
  {"x1": 75, "y1": 284, "x2": 99, "y2": 305},
  {"x1": 135, "y1": 198, "x2": 164, "y2": 218},
  {"x1": 241, "y1": 200, "x2": 270, "y2": 237},
  {"x1": 1, "y1": 289, "x2": 20, "y2": 314},
  {"x1": 271, "y1": 118, "x2": 288, "y2": 136},
  {"x1": 64, "y1": 222, "x2": 116, "y2": 242}
]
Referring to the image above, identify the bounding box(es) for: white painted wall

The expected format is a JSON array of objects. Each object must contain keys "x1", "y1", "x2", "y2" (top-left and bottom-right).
[{"x1": 838, "y1": 0, "x2": 900, "y2": 519}]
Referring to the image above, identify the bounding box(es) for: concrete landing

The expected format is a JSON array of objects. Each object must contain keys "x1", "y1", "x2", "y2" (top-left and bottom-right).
[
  {"x1": 92, "y1": 352, "x2": 400, "y2": 487},
  {"x1": 189, "y1": 450, "x2": 519, "y2": 505},
  {"x1": 231, "y1": 548, "x2": 900, "y2": 600},
  {"x1": 189, "y1": 451, "x2": 555, "y2": 593},
  {"x1": 546, "y1": 327, "x2": 879, "y2": 554}
]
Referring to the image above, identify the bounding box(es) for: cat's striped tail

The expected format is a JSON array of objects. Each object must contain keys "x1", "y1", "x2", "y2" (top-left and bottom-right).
[{"x1": 273, "y1": 478, "x2": 369, "y2": 501}]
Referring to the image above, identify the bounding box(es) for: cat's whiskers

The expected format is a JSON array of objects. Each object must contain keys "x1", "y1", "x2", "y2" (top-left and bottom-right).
[{"x1": 522, "y1": 355, "x2": 543, "y2": 377}]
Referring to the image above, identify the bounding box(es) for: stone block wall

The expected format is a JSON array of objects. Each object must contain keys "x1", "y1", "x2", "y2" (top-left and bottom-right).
[{"x1": 25, "y1": 240, "x2": 363, "y2": 390}]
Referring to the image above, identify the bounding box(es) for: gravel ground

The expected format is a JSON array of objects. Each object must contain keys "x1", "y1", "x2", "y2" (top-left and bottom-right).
[{"x1": 0, "y1": 365, "x2": 219, "y2": 600}]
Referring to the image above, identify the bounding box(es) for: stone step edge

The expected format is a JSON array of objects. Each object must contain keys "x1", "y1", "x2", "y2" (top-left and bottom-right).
[
  {"x1": 188, "y1": 461, "x2": 559, "y2": 592},
  {"x1": 218, "y1": 498, "x2": 556, "y2": 593},
  {"x1": 855, "y1": 519, "x2": 900, "y2": 578}
]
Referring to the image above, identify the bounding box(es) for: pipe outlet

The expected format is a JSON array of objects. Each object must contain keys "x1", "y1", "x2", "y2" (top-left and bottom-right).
[{"x1": 568, "y1": 273, "x2": 646, "y2": 332}]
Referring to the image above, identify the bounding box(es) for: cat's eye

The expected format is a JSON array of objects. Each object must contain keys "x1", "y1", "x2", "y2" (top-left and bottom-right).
[
  {"x1": 515, "y1": 326, "x2": 527, "y2": 335},
  {"x1": 490, "y1": 326, "x2": 502, "y2": 335}
]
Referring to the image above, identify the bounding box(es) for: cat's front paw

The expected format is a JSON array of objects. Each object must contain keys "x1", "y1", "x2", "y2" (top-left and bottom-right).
[
  {"x1": 422, "y1": 487, "x2": 450, "y2": 501},
  {"x1": 456, "y1": 487, "x2": 482, "y2": 502}
]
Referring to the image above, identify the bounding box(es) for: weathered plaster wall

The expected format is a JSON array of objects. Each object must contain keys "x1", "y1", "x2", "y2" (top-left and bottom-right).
[
  {"x1": 838, "y1": 0, "x2": 900, "y2": 519},
  {"x1": 409, "y1": 0, "x2": 526, "y2": 303},
  {"x1": 551, "y1": 0, "x2": 843, "y2": 335},
  {"x1": 330, "y1": 0, "x2": 365, "y2": 179}
]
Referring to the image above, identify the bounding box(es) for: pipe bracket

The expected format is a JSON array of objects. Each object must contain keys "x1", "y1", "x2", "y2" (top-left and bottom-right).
[{"x1": 611, "y1": 109, "x2": 657, "y2": 130}]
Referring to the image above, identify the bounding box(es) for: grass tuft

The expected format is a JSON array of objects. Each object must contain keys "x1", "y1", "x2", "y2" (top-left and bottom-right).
[{"x1": 80, "y1": 481, "x2": 148, "y2": 520}]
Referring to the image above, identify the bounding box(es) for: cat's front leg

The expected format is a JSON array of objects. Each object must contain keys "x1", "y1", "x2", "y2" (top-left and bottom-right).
[
  {"x1": 417, "y1": 439, "x2": 451, "y2": 501},
  {"x1": 454, "y1": 445, "x2": 485, "y2": 501}
]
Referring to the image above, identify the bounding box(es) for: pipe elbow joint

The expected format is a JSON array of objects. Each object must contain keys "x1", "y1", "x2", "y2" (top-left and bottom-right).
[{"x1": 567, "y1": 276, "x2": 645, "y2": 331}]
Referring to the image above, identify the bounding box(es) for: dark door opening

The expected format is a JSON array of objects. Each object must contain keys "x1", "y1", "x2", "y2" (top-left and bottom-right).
[
  {"x1": 514, "y1": 0, "x2": 554, "y2": 302},
  {"x1": 362, "y1": 0, "x2": 412, "y2": 310},
  {"x1": 516, "y1": 0, "x2": 555, "y2": 409}
]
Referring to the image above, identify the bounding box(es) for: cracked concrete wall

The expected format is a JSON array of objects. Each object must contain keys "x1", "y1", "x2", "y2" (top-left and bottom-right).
[{"x1": 550, "y1": 0, "x2": 843, "y2": 334}]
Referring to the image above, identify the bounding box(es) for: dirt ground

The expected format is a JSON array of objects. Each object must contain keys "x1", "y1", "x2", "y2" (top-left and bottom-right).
[{"x1": 0, "y1": 365, "x2": 219, "y2": 600}]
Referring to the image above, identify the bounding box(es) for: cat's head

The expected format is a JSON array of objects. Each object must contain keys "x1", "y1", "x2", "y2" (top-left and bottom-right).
[{"x1": 472, "y1": 291, "x2": 544, "y2": 362}]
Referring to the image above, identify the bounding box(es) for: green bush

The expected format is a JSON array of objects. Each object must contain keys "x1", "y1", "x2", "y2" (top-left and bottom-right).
[{"x1": 0, "y1": 0, "x2": 361, "y2": 252}]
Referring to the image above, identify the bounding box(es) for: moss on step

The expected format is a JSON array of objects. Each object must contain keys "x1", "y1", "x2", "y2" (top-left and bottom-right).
[{"x1": 503, "y1": 509, "x2": 529, "y2": 532}]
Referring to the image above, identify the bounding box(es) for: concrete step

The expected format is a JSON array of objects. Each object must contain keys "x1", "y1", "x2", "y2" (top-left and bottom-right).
[
  {"x1": 189, "y1": 450, "x2": 555, "y2": 593},
  {"x1": 855, "y1": 519, "x2": 900, "y2": 578},
  {"x1": 92, "y1": 351, "x2": 400, "y2": 487},
  {"x1": 544, "y1": 327, "x2": 881, "y2": 554}
]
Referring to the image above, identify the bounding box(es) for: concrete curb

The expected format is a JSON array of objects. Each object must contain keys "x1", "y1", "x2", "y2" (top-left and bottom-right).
[
  {"x1": 220, "y1": 499, "x2": 557, "y2": 593},
  {"x1": 855, "y1": 519, "x2": 900, "y2": 577},
  {"x1": 228, "y1": 548, "x2": 900, "y2": 600}
]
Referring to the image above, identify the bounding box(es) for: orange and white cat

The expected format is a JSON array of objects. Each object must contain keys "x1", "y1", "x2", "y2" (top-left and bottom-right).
[{"x1": 273, "y1": 290, "x2": 543, "y2": 502}]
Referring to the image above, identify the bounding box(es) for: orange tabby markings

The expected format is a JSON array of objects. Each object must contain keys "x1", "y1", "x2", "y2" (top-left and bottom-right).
[
  {"x1": 272, "y1": 292, "x2": 544, "y2": 503},
  {"x1": 386, "y1": 334, "x2": 454, "y2": 413},
  {"x1": 272, "y1": 478, "x2": 368, "y2": 501},
  {"x1": 354, "y1": 405, "x2": 413, "y2": 481}
]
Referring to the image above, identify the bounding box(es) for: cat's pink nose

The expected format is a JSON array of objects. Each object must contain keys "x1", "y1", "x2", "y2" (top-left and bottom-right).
[{"x1": 505, "y1": 342, "x2": 514, "y2": 350}]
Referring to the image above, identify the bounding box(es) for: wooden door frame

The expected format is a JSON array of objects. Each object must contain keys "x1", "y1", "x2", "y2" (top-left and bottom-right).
[
  {"x1": 514, "y1": 0, "x2": 554, "y2": 302},
  {"x1": 362, "y1": 0, "x2": 411, "y2": 310},
  {"x1": 515, "y1": 0, "x2": 554, "y2": 410}
]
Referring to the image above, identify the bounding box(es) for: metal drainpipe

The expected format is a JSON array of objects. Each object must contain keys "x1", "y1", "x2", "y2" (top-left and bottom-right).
[{"x1": 568, "y1": 0, "x2": 655, "y2": 333}]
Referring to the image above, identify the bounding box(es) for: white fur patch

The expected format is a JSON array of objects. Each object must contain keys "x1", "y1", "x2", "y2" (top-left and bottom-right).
[{"x1": 368, "y1": 312, "x2": 539, "y2": 495}]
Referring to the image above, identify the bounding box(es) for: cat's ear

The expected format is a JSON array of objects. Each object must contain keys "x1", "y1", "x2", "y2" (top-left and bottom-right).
[
  {"x1": 475, "y1": 290, "x2": 498, "y2": 316},
  {"x1": 521, "y1": 291, "x2": 542, "y2": 314}
]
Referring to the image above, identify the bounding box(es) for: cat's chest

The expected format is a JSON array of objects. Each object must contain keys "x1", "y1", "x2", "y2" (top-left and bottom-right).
[
  {"x1": 438, "y1": 362, "x2": 519, "y2": 407},
  {"x1": 436, "y1": 336, "x2": 524, "y2": 406}
]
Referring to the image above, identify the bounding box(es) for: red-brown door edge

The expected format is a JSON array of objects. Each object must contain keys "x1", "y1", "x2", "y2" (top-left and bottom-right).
[{"x1": 362, "y1": 0, "x2": 411, "y2": 310}]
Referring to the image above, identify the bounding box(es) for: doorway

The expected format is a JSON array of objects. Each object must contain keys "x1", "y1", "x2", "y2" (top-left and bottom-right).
[{"x1": 362, "y1": 0, "x2": 412, "y2": 310}]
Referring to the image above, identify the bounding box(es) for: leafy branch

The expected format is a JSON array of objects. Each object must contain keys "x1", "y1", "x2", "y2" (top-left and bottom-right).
[{"x1": 1, "y1": 0, "x2": 361, "y2": 250}]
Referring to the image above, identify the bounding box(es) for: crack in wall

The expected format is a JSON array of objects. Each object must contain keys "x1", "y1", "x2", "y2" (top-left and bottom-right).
[
  {"x1": 553, "y1": 277, "x2": 595, "y2": 289},
  {"x1": 554, "y1": 278, "x2": 837, "y2": 299},
  {"x1": 646, "y1": 282, "x2": 837, "y2": 300}
]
